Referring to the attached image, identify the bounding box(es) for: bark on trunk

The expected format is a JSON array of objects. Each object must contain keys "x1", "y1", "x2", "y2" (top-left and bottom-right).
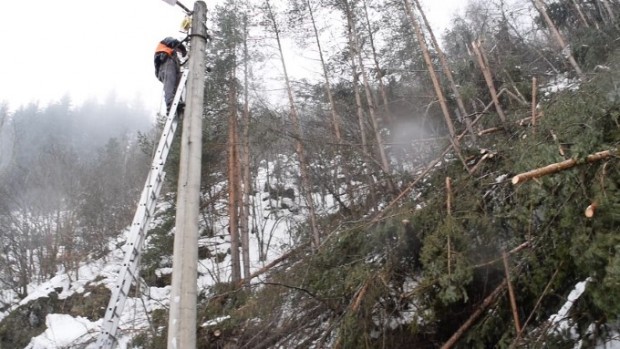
[
  {"x1": 362, "y1": 0, "x2": 393, "y2": 125},
  {"x1": 402, "y1": 0, "x2": 458, "y2": 142},
  {"x1": 531, "y1": 0, "x2": 586, "y2": 80},
  {"x1": 512, "y1": 150, "x2": 615, "y2": 184},
  {"x1": 240, "y1": 14, "x2": 252, "y2": 281},
  {"x1": 343, "y1": 0, "x2": 393, "y2": 191},
  {"x1": 402, "y1": 0, "x2": 470, "y2": 172},
  {"x1": 531, "y1": 76, "x2": 538, "y2": 133},
  {"x1": 445, "y1": 177, "x2": 452, "y2": 275},
  {"x1": 227, "y1": 68, "x2": 242, "y2": 283},
  {"x1": 441, "y1": 280, "x2": 508, "y2": 349},
  {"x1": 307, "y1": 0, "x2": 342, "y2": 141},
  {"x1": 503, "y1": 252, "x2": 522, "y2": 333},
  {"x1": 471, "y1": 40, "x2": 508, "y2": 123},
  {"x1": 571, "y1": 0, "x2": 591, "y2": 27},
  {"x1": 266, "y1": 0, "x2": 321, "y2": 249},
  {"x1": 352, "y1": 58, "x2": 368, "y2": 154},
  {"x1": 413, "y1": 0, "x2": 475, "y2": 139},
  {"x1": 602, "y1": 0, "x2": 616, "y2": 24}
]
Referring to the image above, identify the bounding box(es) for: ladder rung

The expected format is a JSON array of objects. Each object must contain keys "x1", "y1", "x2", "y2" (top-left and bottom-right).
[{"x1": 97, "y1": 68, "x2": 189, "y2": 349}]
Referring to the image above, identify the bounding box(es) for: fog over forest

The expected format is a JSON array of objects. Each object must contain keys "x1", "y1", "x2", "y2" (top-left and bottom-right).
[
  {"x1": 0, "y1": 96, "x2": 155, "y2": 258},
  {"x1": 0, "y1": 95, "x2": 153, "y2": 172},
  {"x1": 1, "y1": 0, "x2": 620, "y2": 347}
]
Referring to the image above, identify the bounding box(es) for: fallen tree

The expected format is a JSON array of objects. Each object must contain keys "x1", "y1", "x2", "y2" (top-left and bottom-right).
[{"x1": 512, "y1": 150, "x2": 617, "y2": 184}]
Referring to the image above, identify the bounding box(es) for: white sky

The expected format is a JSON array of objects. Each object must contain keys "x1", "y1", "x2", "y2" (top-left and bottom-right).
[
  {"x1": 0, "y1": 0, "x2": 463, "y2": 113},
  {"x1": 0, "y1": 0, "x2": 187, "y2": 112}
]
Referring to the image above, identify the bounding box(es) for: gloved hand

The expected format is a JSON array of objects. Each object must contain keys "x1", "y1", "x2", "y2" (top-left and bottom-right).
[{"x1": 177, "y1": 44, "x2": 187, "y2": 57}]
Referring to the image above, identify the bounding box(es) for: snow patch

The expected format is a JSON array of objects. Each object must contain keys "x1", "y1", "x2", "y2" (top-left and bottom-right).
[
  {"x1": 547, "y1": 278, "x2": 591, "y2": 343},
  {"x1": 6, "y1": 154, "x2": 353, "y2": 346},
  {"x1": 549, "y1": 278, "x2": 590, "y2": 329},
  {"x1": 540, "y1": 73, "x2": 580, "y2": 96},
  {"x1": 201, "y1": 315, "x2": 230, "y2": 327},
  {"x1": 25, "y1": 314, "x2": 98, "y2": 349}
]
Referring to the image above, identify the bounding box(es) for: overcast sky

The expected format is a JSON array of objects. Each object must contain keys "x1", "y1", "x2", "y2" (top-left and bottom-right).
[{"x1": 0, "y1": 0, "x2": 463, "y2": 113}]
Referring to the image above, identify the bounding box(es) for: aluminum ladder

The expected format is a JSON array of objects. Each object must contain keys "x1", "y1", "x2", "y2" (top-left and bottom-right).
[{"x1": 96, "y1": 68, "x2": 189, "y2": 349}]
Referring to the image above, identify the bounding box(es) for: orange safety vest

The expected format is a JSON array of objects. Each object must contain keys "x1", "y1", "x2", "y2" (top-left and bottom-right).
[{"x1": 155, "y1": 42, "x2": 174, "y2": 56}]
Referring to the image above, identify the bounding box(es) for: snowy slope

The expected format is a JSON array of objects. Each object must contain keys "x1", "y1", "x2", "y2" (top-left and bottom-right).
[{"x1": 12, "y1": 156, "x2": 336, "y2": 348}]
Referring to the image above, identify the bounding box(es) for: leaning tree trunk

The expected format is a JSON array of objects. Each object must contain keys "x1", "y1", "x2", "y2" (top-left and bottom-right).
[
  {"x1": 307, "y1": 0, "x2": 342, "y2": 141},
  {"x1": 503, "y1": 17, "x2": 560, "y2": 73},
  {"x1": 413, "y1": 0, "x2": 475, "y2": 139},
  {"x1": 471, "y1": 40, "x2": 508, "y2": 123},
  {"x1": 343, "y1": 0, "x2": 394, "y2": 193},
  {"x1": 402, "y1": 0, "x2": 470, "y2": 172},
  {"x1": 240, "y1": 13, "x2": 252, "y2": 281},
  {"x1": 350, "y1": 47, "x2": 369, "y2": 155},
  {"x1": 571, "y1": 0, "x2": 591, "y2": 28},
  {"x1": 402, "y1": 0, "x2": 457, "y2": 141},
  {"x1": 402, "y1": 0, "x2": 457, "y2": 142},
  {"x1": 227, "y1": 68, "x2": 242, "y2": 283},
  {"x1": 512, "y1": 150, "x2": 615, "y2": 184},
  {"x1": 601, "y1": 0, "x2": 616, "y2": 24},
  {"x1": 531, "y1": 0, "x2": 586, "y2": 80},
  {"x1": 361, "y1": 0, "x2": 393, "y2": 125},
  {"x1": 265, "y1": 0, "x2": 321, "y2": 249}
]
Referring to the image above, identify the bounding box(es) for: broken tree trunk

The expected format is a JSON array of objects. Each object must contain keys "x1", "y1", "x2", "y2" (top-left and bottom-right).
[
  {"x1": 585, "y1": 202, "x2": 597, "y2": 217},
  {"x1": 351, "y1": 278, "x2": 373, "y2": 312},
  {"x1": 531, "y1": 77, "x2": 538, "y2": 133},
  {"x1": 571, "y1": 0, "x2": 591, "y2": 28},
  {"x1": 602, "y1": 0, "x2": 616, "y2": 24},
  {"x1": 477, "y1": 127, "x2": 504, "y2": 136},
  {"x1": 402, "y1": 0, "x2": 458, "y2": 144},
  {"x1": 512, "y1": 150, "x2": 616, "y2": 184},
  {"x1": 307, "y1": 0, "x2": 342, "y2": 140},
  {"x1": 344, "y1": 0, "x2": 393, "y2": 189},
  {"x1": 240, "y1": 14, "x2": 252, "y2": 281},
  {"x1": 473, "y1": 241, "x2": 531, "y2": 269},
  {"x1": 446, "y1": 177, "x2": 452, "y2": 276},
  {"x1": 471, "y1": 40, "x2": 507, "y2": 123},
  {"x1": 266, "y1": 0, "x2": 321, "y2": 249},
  {"x1": 441, "y1": 280, "x2": 508, "y2": 349},
  {"x1": 510, "y1": 266, "x2": 561, "y2": 348},
  {"x1": 372, "y1": 94, "x2": 499, "y2": 223},
  {"x1": 531, "y1": 0, "x2": 586, "y2": 80},
  {"x1": 349, "y1": 38, "x2": 368, "y2": 154},
  {"x1": 550, "y1": 130, "x2": 567, "y2": 157},
  {"x1": 237, "y1": 246, "x2": 304, "y2": 287},
  {"x1": 227, "y1": 68, "x2": 242, "y2": 283},
  {"x1": 413, "y1": 0, "x2": 476, "y2": 139},
  {"x1": 362, "y1": 0, "x2": 393, "y2": 125},
  {"x1": 503, "y1": 252, "x2": 522, "y2": 333},
  {"x1": 402, "y1": 0, "x2": 472, "y2": 173}
]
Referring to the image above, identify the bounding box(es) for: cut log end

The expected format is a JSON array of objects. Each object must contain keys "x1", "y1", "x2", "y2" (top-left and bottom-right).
[
  {"x1": 585, "y1": 203, "x2": 597, "y2": 218},
  {"x1": 511, "y1": 149, "x2": 615, "y2": 186}
]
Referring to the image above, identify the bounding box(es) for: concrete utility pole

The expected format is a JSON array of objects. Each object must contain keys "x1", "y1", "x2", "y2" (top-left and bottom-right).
[{"x1": 167, "y1": 2, "x2": 207, "y2": 349}]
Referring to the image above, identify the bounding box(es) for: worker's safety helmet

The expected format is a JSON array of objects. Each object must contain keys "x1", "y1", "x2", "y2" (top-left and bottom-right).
[{"x1": 160, "y1": 37, "x2": 187, "y2": 57}]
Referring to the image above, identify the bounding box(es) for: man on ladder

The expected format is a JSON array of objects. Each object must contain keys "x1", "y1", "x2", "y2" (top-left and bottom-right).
[{"x1": 154, "y1": 37, "x2": 187, "y2": 114}]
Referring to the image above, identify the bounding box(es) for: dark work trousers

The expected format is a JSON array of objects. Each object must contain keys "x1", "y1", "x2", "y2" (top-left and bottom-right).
[{"x1": 157, "y1": 58, "x2": 180, "y2": 111}]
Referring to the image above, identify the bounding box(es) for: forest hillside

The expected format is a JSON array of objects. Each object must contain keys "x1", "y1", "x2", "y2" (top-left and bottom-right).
[{"x1": 0, "y1": 0, "x2": 619, "y2": 348}]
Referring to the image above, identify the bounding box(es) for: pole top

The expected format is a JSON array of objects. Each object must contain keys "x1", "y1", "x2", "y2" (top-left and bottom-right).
[{"x1": 161, "y1": 0, "x2": 192, "y2": 14}]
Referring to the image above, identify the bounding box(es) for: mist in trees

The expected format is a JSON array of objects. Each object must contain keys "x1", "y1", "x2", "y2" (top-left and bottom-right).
[
  {"x1": 0, "y1": 0, "x2": 619, "y2": 346},
  {"x1": 185, "y1": 0, "x2": 620, "y2": 347},
  {"x1": 0, "y1": 96, "x2": 153, "y2": 297}
]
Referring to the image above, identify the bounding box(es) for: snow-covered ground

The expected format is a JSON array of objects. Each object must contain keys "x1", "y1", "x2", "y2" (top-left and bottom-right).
[
  {"x1": 6, "y1": 154, "x2": 620, "y2": 348},
  {"x1": 6, "y1": 156, "x2": 338, "y2": 348}
]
